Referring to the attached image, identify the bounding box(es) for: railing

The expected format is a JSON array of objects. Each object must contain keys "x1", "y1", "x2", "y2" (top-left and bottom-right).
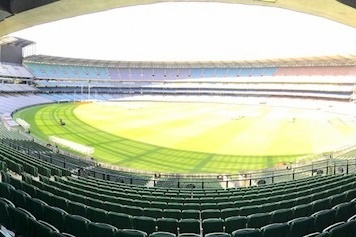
[{"x1": 1, "y1": 138, "x2": 356, "y2": 190}]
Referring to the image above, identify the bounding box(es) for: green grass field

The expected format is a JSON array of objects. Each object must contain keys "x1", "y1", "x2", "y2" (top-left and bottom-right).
[{"x1": 13, "y1": 101, "x2": 356, "y2": 174}]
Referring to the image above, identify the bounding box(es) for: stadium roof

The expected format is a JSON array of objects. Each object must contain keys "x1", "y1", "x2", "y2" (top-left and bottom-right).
[
  {"x1": 0, "y1": 35, "x2": 35, "y2": 47},
  {"x1": 0, "y1": 0, "x2": 356, "y2": 37},
  {"x1": 24, "y1": 54, "x2": 356, "y2": 68}
]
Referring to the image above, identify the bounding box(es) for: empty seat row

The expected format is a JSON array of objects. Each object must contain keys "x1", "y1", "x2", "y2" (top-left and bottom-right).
[
  {"x1": 75, "y1": 171, "x2": 347, "y2": 196},
  {"x1": 2, "y1": 173, "x2": 356, "y2": 237},
  {"x1": 1, "y1": 190, "x2": 356, "y2": 237},
  {"x1": 31, "y1": 174, "x2": 356, "y2": 220},
  {"x1": 0, "y1": 143, "x2": 70, "y2": 177}
]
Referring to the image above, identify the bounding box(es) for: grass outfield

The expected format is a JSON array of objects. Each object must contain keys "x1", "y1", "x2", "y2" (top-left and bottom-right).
[{"x1": 13, "y1": 101, "x2": 356, "y2": 174}]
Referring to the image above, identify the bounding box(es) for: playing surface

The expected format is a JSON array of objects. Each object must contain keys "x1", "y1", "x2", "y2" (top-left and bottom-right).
[{"x1": 13, "y1": 101, "x2": 356, "y2": 173}]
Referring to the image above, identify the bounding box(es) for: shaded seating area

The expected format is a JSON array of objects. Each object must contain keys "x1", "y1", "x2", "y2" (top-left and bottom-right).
[{"x1": 1, "y1": 145, "x2": 356, "y2": 237}]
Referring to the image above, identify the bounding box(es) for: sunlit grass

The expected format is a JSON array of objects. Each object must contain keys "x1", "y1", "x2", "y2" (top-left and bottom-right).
[{"x1": 13, "y1": 101, "x2": 356, "y2": 173}]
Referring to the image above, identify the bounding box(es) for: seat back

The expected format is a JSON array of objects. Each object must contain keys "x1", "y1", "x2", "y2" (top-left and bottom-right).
[
  {"x1": 225, "y1": 216, "x2": 247, "y2": 234},
  {"x1": 179, "y1": 219, "x2": 201, "y2": 234},
  {"x1": 260, "y1": 223, "x2": 289, "y2": 237},
  {"x1": 157, "y1": 218, "x2": 178, "y2": 235},
  {"x1": 202, "y1": 218, "x2": 224, "y2": 235}
]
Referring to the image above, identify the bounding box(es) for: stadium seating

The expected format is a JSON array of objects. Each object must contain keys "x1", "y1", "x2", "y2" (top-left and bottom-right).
[
  {"x1": 2, "y1": 54, "x2": 356, "y2": 237},
  {"x1": 1, "y1": 154, "x2": 356, "y2": 236}
]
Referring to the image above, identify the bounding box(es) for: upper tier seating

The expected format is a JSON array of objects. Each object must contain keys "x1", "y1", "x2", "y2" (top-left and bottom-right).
[
  {"x1": 25, "y1": 63, "x2": 278, "y2": 80},
  {"x1": 0, "y1": 62, "x2": 33, "y2": 78},
  {"x1": 0, "y1": 83, "x2": 37, "y2": 92},
  {"x1": 0, "y1": 94, "x2": 52, "y2": 115}
]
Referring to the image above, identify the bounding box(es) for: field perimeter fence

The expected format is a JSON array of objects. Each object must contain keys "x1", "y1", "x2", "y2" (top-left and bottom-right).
[{"x1": 2, "y1": 137, "x2": 356, "y2": 190}]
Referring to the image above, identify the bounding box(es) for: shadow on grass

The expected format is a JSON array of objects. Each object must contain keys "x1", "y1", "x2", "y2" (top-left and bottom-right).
[{"x1": 16, "y1": 103, "x2": 308, "y2": 174}]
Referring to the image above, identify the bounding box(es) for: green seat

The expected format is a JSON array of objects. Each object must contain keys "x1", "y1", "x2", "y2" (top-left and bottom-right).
[
  {"x1": 71, "y1": 192, "x2": 86, "y2": 204},
  {"x1": 221, "y1": 207, "x2": 239, "y2": 219},
  {"x1": 122, "y1": 205, "x2": 143, "y2": 216},
  {"x1": 310, "y1": 198, "x2": 329, "y2": 214},
  {"x1": 250, "y1": 198, "x2": 267, "y2": 206},
  {"x1": 231, "y1": 228, "x2": 261, "y2": 237},
  {"x1": 179, "y1": 219, "x2": 201, "y2": 234},
  {"x1": 205, "y1": 232, "x2": 231, "y2": 237},
  {"x1": 177, "y1": 234, "x2": 200, "y2": 237},
  {"x1": 37, "y1": 189, "x2": 54, "y2": 205},
  {"x1": 150, "y1": 201, "x2": 167, "y2": 209},
  {"x1": 43, "y1": 205, "x2": 68, "y2": 232},
  {"x1": 246, "y1": 213, "x2": 271, "y2": 228},
  {"x1": 311, "y1": 209, "x2": 336, "y2": 232},
  {"x1": 167, "y1": 202, "x2": 183, "y2": 210},
  {"x1": 52, "y1": 196, "x2": 69, "y2": 211},
  {"x1": 292, "y1": 203, "x2": 312, "y2": 219},
  {"x1": 22, "y1": 182, "x2": 38, "y2": 198},
  {"x1": 104, "y1": 201, "x2": 123, "y2": 213},
  {"x1": 182, "y1": 210, "x2": 200, "y2": 219},
  {"x1": 287, "y1": 216, "x2": 314, "y2": 237},
  {"x1": 344, "y1": 189, "x2": 356, "y2": 202},
  {"x1": 132, "y1": 216, "x2": 157, "y2": 235},
  {"x1": 201, "y1": 203, "x2": 218, "y2": 210},
  {"x1": 86, "y1": 197, "x2": 104, "y2": 209},
  {"x1": 239, "y1": 205, "x2": 259, "y2": 217},
  {"x1": 294, "y1": 196, "x2": 312, "y2": 206},
  {"x1": 0, "y1": 162, "x2": 7, "y2": 172},
  {"x1": 86, "y1": 206, "x2": 108, "y2": 223},
  {"x1": 201, "y1": 209, "x2": 221, "y2": 220},
  {"x1": 64, "y1": 214, "x2": 90, "y2": 237},
  {"x1": 0, "y1": 170, "x2": 10, "y2": 183},
  {"x1": 116, "y1": 229, "x2": 148, "y2": 237},
  {"x1": 0, "y1": 198, "x2": 10, "y2": 227},
  {"x1": 332, "y1": 202, "x2": 355, "y2": 222},
  {"x1": 108, "y1": 212, "x2": 132, "y2": 229},
  {"x1": 10, "y1": 188, "x2": 30, "y2": 209},
  {"x1": 202, "y1": 218, "x2": 224, "y2": 235},
  {"x1": 329, "y1": 193, "x2": 346, "y2": 208},
  {"x1": 144, "y1": 207, "x2": 163, "y2": 219},
  {"x1": 28, "y1": 197, "x2": 48, "y2": 221},
  {"x1": 88, "y1": 222, "x2": 118, "y2": 237},
  {"x1": 182, "y1": 203, "x2": 200, "y2": 211},
  {"x1": 224, "y1": 216, "x2": 247, "y2": 234},
  {"x1": 200, "y1": 197, "x2": 215, "y2": 204},
  {"x1": 259, "y1": 203, "x2": 278, "y2": 213},
  {"x1": 9, "y1": 206, "x2": 35, "y2": 237},
  {"x1": 68, "y1": 201, "x2": 87, "y2": 216},
  {"x1": 9, "y1": 176, "x2": 23, "y2": 190},
  {"x1": 277, "y1": 199, "x2": 295, "y2": 210},
  {"x1": 163, "y1": 209, "x2": 181, "y2": 219},
  {"x1": 260, "y1": 223, "x2": 289, "y2": 237},
  {"x1": 29, "y1": 219, "x2": 59, "y2": 237},
  {"x1": 270, "y1": 208, "x2": 292, "y2": 224},
  {"x1": 157, "y1": 218, "x2": 178, "y2": 235},
  {"x1": 327, "y1": 220, "x2": 356, "y2": 237},
  {"x1": 0, "y1": 182, "x2": 14, "y2": 201},
  {"x1": 217, "y1": 202, "x2": 233, "y2": 210},
  {"x1": 149, "y1": 232, "x2": 176, "y2": 237}
]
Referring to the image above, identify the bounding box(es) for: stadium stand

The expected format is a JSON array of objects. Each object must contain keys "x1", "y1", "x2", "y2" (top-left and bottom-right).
[
  {"x1": 1, "y1": 151, "x2": 356, "y2": 236},
  {"x1": 20, "y1": 55, "x2": 356, "y2": 103},
  {"x1": 1, "y1": 0, "x2": 356, "y2": 235}
]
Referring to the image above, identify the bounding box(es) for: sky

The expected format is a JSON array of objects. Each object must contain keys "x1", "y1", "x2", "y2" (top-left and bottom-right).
[{"x1": 10, "y1": 2, "x2": 356, "y2": 62}]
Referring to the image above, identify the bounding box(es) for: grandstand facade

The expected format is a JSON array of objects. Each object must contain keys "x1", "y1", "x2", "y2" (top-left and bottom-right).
[{"x1": 16, "y1": 54, "x2": 356, "y2": 103}]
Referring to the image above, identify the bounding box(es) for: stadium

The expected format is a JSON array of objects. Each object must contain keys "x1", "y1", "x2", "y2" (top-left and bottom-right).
[{"x1": 1, "y1": 0, "x2": 356, "y2": 237}]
